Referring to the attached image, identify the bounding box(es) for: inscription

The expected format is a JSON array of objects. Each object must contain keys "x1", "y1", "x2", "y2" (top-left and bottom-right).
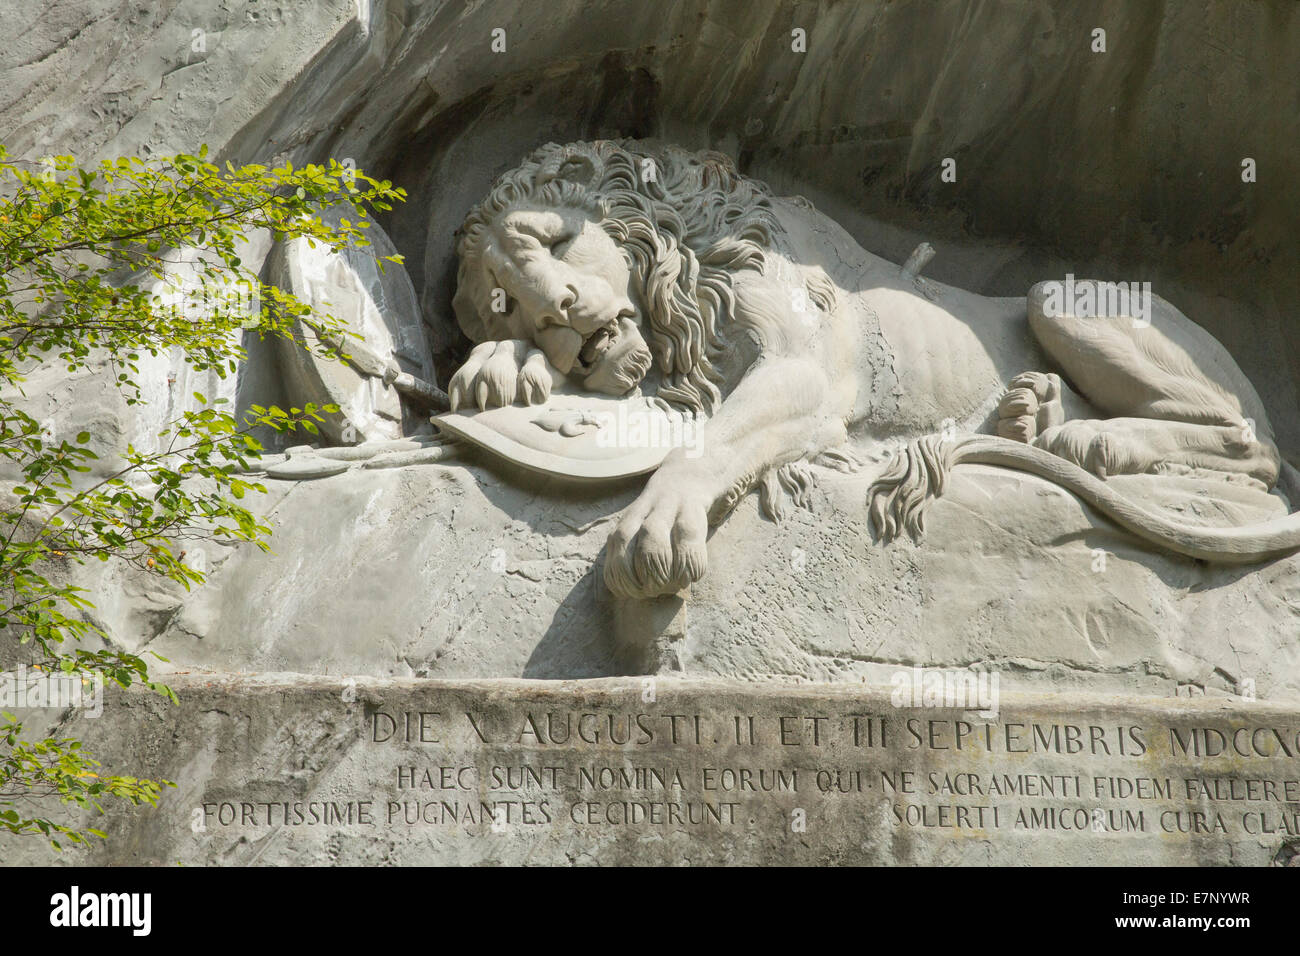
[{"x1": 196, "y1": 697, "x2": 1300, "y2": 855}]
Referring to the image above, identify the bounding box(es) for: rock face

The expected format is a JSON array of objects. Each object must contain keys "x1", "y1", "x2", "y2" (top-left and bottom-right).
[
  {"x1": 87, "y1": 453, "x2": 1300, "y2": 702},
  {"x1": 4, "y1": 1, "x2": 1297, "y2": 441},
  {"x1": 2, "y1": 1, "x2": 1299, "y2": 867},
  {"x1": 1, "y1": 0, "x2": 1295, "y2": 694}
]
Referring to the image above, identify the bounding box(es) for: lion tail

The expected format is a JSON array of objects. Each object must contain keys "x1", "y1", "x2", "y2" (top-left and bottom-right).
[{"x1": 868, "y1": 434, "x2": 1300, "y2": 565}]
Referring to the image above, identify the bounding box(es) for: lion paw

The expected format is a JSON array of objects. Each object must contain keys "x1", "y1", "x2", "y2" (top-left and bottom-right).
[
  {"x1": 448, "y1": 340, "x2": 533, "y2": 412},
  {"x1": 1036, "y1": 420, "x2": 1124, "y2": 479},
  {"x1": 516, "y1": 349, "x2": 554, "y2": 405},
  {"x1": 603, "y1": 475, "x2": 710, "y2": 598},
  {"x1": 997, "y1": 371, "x2": 1063, "y2": 443}
]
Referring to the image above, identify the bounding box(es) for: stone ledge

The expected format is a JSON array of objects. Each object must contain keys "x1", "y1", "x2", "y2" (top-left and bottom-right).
[{"x1": 6, "y1": 674, "x2": 1298, "y2": 866}]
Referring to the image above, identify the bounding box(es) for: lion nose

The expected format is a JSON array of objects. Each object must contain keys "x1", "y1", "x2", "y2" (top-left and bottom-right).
[{"x1": 537, "y1": 285, "x2": 578, "y2": 329}]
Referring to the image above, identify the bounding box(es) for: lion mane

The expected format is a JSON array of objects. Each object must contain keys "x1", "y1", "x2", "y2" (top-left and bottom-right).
[{"x1": 452, "y1": 139, "x2": 834, "y2": 414}]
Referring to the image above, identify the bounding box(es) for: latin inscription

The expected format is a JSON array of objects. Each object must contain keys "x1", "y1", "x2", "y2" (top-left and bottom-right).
[{"x1": 194, "y1": 692, "x2": 1300, "y2": 859}]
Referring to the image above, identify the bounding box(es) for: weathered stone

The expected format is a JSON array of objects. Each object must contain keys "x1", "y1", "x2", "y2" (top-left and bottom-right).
[
  {"x1": 51, "y1": 455, "x2": 1292, "y2": 704},
  {"x1": 2, "y1": 676, "x2": 1297, "y2": 866},
  {"x1": 3, "y1": 0, "x2": 1298, "y2": 870}
]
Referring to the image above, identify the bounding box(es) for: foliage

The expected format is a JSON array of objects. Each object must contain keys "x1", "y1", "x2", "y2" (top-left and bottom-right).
[{"x1": 0, "y1": 144, "x2": 405, "y2": 848}]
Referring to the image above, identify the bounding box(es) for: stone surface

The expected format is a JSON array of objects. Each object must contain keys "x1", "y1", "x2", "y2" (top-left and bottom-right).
[
  {"x1": 2, "y1": 0, "x2": 1299, "y2": 868},
  {"x1": 3, "y1": 675, "x2": 1298, "y2": 866},
  {"x1": 3, "y1": 1, "x2": 1296, "y2": 450},
  {"x1": 55, "y1": 453, "x2": 1298, "y2": 703}
]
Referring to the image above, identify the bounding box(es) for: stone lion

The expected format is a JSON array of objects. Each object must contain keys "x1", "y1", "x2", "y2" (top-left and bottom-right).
[{"x1": 448, "y1": 139, "x2": 1299, "y2": 599}]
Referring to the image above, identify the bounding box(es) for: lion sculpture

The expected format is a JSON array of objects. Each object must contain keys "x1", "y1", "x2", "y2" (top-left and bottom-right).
[{"x1": 447, "y1": 139, "x2": 1299, "y2": 599}]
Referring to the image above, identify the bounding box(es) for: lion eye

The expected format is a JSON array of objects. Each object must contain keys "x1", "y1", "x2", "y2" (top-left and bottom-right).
[{"x1": 549, "y1": 233, "x2": 575, "y2": 256}]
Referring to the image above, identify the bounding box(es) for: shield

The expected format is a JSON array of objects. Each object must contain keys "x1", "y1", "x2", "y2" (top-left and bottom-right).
[
  {"x1": 434, "y1": 392, "x2": 701, "y2": 481},
  {"x1": 268, "y1": 205, "x2": 436, "y2": 444}
]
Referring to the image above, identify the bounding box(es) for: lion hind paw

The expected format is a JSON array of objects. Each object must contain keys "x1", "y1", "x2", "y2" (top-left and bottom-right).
[{"x1": 997, "y1": 371, "x2": 1064, "y2": 443}]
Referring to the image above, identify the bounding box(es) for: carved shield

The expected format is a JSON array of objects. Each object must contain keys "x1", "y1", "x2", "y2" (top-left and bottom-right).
[
  {"x1": 269, "y1": 206, "x2": 436, "y2": 445},
  {"x1": 434, "y1": 393, "x2": 701, "y2": 481}
]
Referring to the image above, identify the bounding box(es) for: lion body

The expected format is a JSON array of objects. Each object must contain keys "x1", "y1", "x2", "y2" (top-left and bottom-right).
[{"x1": 451, "y1": 140, "x2": 1292, "y2": 597}]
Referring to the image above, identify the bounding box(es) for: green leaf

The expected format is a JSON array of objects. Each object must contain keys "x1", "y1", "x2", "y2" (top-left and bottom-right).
[{"x1": 0, "y1": 147, "x2": 407, "y2": 853}]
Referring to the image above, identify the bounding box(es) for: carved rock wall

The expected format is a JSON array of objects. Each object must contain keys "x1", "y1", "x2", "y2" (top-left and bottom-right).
[
  {"x1": 2, "y1": 1, "x2": 1297, "y2": 695},
  {"x1": 4, "y1": 0, "x2": 1297, "y2": 449}
]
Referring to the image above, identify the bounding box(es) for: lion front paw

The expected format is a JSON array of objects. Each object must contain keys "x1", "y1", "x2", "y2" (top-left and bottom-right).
[
  {"x1": 603, "y1": 477, "x2": 710, "y2": 598},
  {"x1": 448, "y1": 340, "x2": 533, "y2": 412},
  {"x1": 516, "y1": 349, "x2": 554, "y2": 406},
  {"x1": 996, "y1": 371, "x2": 1063, "y2": 443}
]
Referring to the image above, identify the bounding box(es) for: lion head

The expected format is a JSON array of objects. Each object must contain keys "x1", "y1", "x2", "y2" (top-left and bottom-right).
[{"x1": 452, "y1": 140, "x2": 787, "y2": 414}]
